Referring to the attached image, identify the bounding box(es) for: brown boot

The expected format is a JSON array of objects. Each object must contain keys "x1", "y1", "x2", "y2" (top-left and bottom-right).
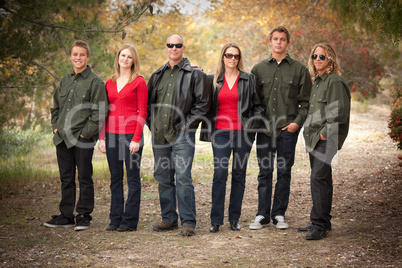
[
  {"x1": 152, "y1": 221, "x2": 178, "y2": 232},
  {"x1": 181, "y1": 225, "x2": 195, "y2": 236}
]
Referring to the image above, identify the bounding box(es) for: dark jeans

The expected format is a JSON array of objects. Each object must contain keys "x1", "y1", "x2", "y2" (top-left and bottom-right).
[
  {"x1": 152, "y1": 131, "x2": 196, "y2": 228},
  {"x1": 56, "y1": 138, "x2": 95, "y2": 222},
  {"x1": 309, "y1": 139, "x2": 337, "y2": 230},
  {"x1": 211, "y1": 130, "x2": 255, "y2": 225},
  {"x1": 256, "y1": 129, "x2": 299, "y2": 221},
  {"x1": 106, "y1": 133, "x2": 143, "y2": 229}
]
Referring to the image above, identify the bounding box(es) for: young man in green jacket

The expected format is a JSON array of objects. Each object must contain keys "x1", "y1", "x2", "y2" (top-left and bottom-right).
[
  {"x1": 250, "y1": 26, "x2": 312, "y2": 230},
  {"x1": 44, "y1": 40, "x2": 107, "y2": 231},
  {"x1": 298, "y1": 43, "x2": 351, "y2": 240}
]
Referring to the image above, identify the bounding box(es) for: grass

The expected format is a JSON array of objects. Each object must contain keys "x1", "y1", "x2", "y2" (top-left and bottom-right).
[{"x1": 0, "y1": 131, "x2": 59, "y2": 197}]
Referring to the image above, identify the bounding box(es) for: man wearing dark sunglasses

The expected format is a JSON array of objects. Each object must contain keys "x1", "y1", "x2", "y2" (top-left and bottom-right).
[
  {"x1": 146, "y1": 34, "x2": 209, "y2": 237},
  {"x1": 298, "y1": 43, "x2": 350, "y2": 240},
  {"x1": 249, "y1": 26, "x2": 312, "y2": 231}
]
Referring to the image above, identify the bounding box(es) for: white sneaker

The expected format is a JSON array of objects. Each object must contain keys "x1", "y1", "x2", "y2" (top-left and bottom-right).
[
  {"x1": 249, "y1": 215, "x2": 270, "y2": 230},
  {"x1": 274, "y1": 215, "x2": 289, "y2": 229}
]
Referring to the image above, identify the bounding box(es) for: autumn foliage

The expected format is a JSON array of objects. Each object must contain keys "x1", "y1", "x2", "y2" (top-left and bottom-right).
[{"x1": 388, "y1": 86, "x2": 402, "y2": 150}]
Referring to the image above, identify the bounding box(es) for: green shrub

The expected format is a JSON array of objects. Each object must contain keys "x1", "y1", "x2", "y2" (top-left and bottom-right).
[
  {"x1": 0, "y1": 128, "x2": 42, "y2": 158},
  {"x1": 388, "y1": 86, "x2": 402, "y2": 150}
]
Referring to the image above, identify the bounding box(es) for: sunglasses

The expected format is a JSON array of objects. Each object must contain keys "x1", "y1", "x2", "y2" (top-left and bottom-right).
[
  {"x1": 312, "y1": 54, "x2": 326, "y2": 60},
  {"x1": 224, "y1": 53, "x2": 240, "y2": 60},
  {"x1": 166, "y1": 43, "x2": 183, "y2": 49}
]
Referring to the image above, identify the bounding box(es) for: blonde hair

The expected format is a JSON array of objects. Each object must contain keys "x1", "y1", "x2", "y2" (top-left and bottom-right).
[
  {"x1": 213, "y1": 43, "x2": 244, "y2": 88},
  {"x1": 111, "y1": 44, "x2": 141, "y2": 83},
  {"x1": 308, "y1": 43, "x2": 341, "y2": 78}
]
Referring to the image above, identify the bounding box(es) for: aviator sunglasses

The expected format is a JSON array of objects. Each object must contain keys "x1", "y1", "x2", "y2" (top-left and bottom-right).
[
  {"x1": 311, "y1": 54, "x2": 326, "y2": 60},
  {"x1": 166, "y1": 43, "x2": 183, "y2": 49},
  {"x1": 224, "y1": 53, "x2": 240, "y2": 60}
]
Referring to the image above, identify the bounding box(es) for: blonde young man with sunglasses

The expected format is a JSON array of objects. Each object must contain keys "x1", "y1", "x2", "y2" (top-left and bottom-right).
[{"x1": 298, "y1": 43, "x2": 350, "y2": 240}]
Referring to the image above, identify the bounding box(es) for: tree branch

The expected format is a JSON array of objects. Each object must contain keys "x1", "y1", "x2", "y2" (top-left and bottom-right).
[
  {"x1": 31, "y1": 61, "x2": 60, "y2": 81},
  {"x1": 1, "y1": 3, "x2": 125, "y2": 35}
]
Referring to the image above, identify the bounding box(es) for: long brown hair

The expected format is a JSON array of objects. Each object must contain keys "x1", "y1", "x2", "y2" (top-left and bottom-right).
[
  {"x1": 308, "y1": 43, "x2": 341, "y2": 78},
  {"x1": 111, "y1": 44, "x2": 141, "y2": 83},
  {"x1": 213, "y1": 43, "x2": 244, "y2": 88}
]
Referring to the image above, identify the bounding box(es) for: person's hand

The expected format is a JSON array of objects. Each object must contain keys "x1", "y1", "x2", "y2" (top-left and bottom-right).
[
  {"x1": 320, "y1": 134, "x2": 327, "y2": 140},
  {"x1": 80, "y1": 134, "x2": 84, "y2": 138},
  {"x1": 98, "y1": 140, "x2": 106, "y2": 153},
  {"x1": 130, "y1": 141, "x2": 140, "y2": 154},
  {"x1": 282, "y1": 123, "x2": 299, "y2": 133},
  {"x1": 53, "y1": 128, "x2": 58, "y2": 134}
]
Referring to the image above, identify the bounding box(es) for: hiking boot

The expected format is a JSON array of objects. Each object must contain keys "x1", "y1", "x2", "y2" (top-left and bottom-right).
[
  {"x1": 181, "y1": 225, "x2": 195, "y2": 236},
  {"x1": 298, "y1": 224, "x2": 332, "y2": 232},
  {"x1": 249, "y1": 215, "x2": 270, "y2": 230},
  {"x1": 44, "y1": 214, "x2": 74, "y2": 228},
  {"x1": 106, "y1": 224, "x2": 119, "y2": 231},
  {"x1": 273, "y1": 215, "x2": 289, "y2": 229},
  {"x1": 117, "y1": 225, "x2": 136, "y2": 232},
  {"x1": 153, "y1": 221, "x2": 178, "y2": 232},
  {"x1": 306, "y1": 226, "x2": 328, "y2": 240},
  {"x1": 74, "y1": 215, "x2": 91, "y2": 231}
]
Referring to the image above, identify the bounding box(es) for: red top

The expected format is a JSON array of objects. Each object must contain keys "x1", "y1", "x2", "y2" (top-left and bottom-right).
[
  {"x1": 99, "y1": 75, "x2": 148, "y2": 142},
  {"x1": 215, "y1": 76, "x2": 241, "y2": 130}
]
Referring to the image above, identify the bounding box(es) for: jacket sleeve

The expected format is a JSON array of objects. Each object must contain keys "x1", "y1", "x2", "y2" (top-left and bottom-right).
[
  {"x1": 146, "y1": 74, "x2": 156, "y2": 128},
  {"x1": 294, "y1": 66, "x2": 312, "y2": 127},
  {"x1": 199, "y1": 74, "x2": 214, "y2": 142},
  {"x1": 50, "y1": 81, "x2": 61, "y2": 132},
  {"x1": 184, "y1": 69, "x2": 210, "y2": 129},
  {"x1": 249, "y1": 73, "x2": 266, "y2": 130},
  {"x1": 80, "y1": 79, "x2": 108, "y2": 139},
  {"x1": 321, "y1": 78, "x2": 351, "y2": 142}
]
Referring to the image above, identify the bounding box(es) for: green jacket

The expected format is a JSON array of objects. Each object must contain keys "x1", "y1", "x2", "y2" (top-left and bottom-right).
[
  {"x1": 251, "y1": 54, "x2": 312, "y2": 137},
  {"x1": 51, "y1": 66, "x2": 107, "y2": 148},
  {"x1": 303, "y1": 72, "x2": 351, "y2": 152}
]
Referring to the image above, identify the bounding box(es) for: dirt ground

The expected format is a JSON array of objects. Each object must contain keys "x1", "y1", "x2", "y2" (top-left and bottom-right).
[{"x1": 0, "y1": 91, "x2": 401, "y2": 267}]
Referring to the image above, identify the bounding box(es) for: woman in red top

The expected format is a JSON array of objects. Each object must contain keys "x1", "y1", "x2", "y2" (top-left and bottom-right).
[
  {"x1": 98, "y1": 44, "x2": 148, "y2": 232},
  {"x1": 203, "y1": 43, "x2": 264, "y2": 232}
]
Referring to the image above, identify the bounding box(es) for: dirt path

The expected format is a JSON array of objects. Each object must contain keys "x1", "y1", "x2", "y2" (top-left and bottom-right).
[{"x1": 0, "y1": 94, "x2": 401, "y2": 267}]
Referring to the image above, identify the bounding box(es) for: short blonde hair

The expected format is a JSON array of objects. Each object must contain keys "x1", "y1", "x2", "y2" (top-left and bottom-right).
[
  {"x1": 213, "y1": 43, "x2": 244, "y2": 88},
  {"x1": 308, "y1": 43, "x2": 341, "y2": 78},
  {"x1": 111, "y1": 44, "x2": 141, "y2": 83}
]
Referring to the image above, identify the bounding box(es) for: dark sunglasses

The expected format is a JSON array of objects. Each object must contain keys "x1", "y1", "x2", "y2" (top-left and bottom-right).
[
  {"x1": 166, "y1": 43, "x2": 183, "y2": 49},
  {"x1": 224, "y1": 53, "x2": 240, "y2": 60},
  {"x1": 312, "y1": 54, "x2": 326, "y2": 60}
]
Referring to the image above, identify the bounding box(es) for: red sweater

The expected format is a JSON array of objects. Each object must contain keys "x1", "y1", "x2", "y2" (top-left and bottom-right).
[
  {"x1": 99, "y1": 75, "x2": 148, "y2": 142},
  {"x1": 216, "y1": 76, "x2": 241, "y2": 130}
]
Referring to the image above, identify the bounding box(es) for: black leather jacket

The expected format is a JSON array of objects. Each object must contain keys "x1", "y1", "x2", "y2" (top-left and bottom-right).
[
  {"x1": 200, "y1": 70, "x2": 265, "y2": 141},
  {"x1": 146, "y1": 58, "x2": 210, "y2": 131}
]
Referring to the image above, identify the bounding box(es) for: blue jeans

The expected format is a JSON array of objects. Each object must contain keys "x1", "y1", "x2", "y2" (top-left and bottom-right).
[
  {"x1": 256, "y1": 129, "x2": 299, "y2": 221},
  {"x1": 211, "y1": 130, "x2": 255, "y2": 225},
  {"x1": 106, "y1": 133, "x2": 143, "y2": 229},
  {"x1": 152, "y1": 131, "x2": 196, "y2": 228},
  {"x1": 56, "y1": 138, "x2": 95, "y2": 222}
]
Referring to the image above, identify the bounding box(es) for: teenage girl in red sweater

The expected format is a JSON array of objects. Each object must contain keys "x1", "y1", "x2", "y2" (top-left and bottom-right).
[{"x1": 98, "y1": 44, "x2": 148, "y2": 232}]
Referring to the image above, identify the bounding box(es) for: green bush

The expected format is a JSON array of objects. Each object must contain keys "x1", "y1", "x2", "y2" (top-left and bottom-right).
[
  {"x1": 0, "y1": 128, "x2": 42, "y2": 158},
  {"x1": 388, "y1": 86, "x2": 402, "y2": 150}
]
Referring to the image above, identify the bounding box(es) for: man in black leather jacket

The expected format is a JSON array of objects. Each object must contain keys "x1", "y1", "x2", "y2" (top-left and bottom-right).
[{"x1": 146, "y1": 34, "x2": 209, "y2": 236}]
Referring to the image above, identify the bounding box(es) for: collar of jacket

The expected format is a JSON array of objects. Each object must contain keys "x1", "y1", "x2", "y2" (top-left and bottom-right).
[
  {"x1": 154, "y1": 58, "x2": 192, "y2": 74},
  {"x1": 314, "y1": 72, "x2": 329, "y2": 82},
  {"x1": 70, "y1": 65, "x2": 92, "y2": 78},
  {"x1": 266, "y1": 53, "x2": 294, "y2": 64},
  {"x1": 216, "y1": 69, "x2": 249, "y2": 84}
]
